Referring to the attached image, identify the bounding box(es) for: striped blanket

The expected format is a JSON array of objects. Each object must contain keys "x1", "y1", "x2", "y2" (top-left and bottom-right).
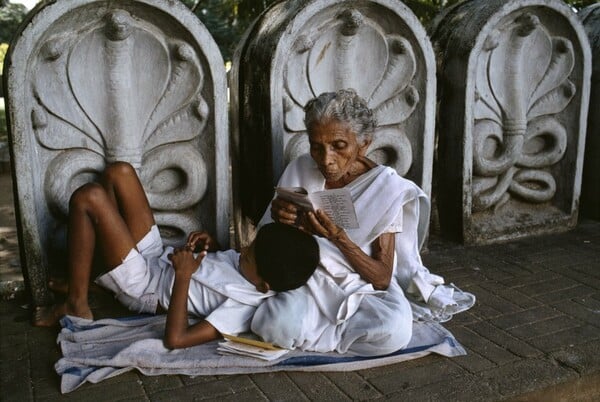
[{"x1": 56, "y1": 314, "x2": 466, "y2": 393}]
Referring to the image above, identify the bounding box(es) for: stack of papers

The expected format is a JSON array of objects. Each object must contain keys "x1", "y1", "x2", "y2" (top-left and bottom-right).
[{"x1": 217, "y1": 334, "x2": 290, "y2": 361}]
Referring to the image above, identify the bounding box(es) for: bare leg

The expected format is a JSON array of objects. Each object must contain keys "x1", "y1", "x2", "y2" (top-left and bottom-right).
[
  {"x1": 34, "y1": 169, "x2": 149, "y2": 326},
  {"x1": 100, "y1": 161, "x2": 155, "y2": 243},
  {"x1": 47, "y1": 163, "x2": 156, "y2": 295},
  {"x1": 47, "y1": 277, "x2": 104, "y2": 294}
]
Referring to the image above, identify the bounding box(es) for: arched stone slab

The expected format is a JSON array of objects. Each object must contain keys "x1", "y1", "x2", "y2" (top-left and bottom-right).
[
  {"x1": 579, "y1": 4, "x2": 599, "y2": 220},
  {"x1": 431, "y1": 0, "x2": 591, "y2": 244},
  {"x1": 4, "y1": 0, "x2": 229, "y2": 306},
  {"x1": 230, "y1": 0, "x2": 436, "y2": 236}
]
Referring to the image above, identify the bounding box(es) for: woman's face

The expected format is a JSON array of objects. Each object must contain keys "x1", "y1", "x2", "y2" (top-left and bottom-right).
[{"x1": 308, "y1": 119, "x2": 370, "y2": 183}]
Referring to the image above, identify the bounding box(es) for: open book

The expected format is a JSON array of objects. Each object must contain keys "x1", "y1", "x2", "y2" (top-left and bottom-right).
[
  {"x1": 275, "y1": 186, "x2": 359, "y2": 229},
  {"x1": 217, "y1": 333, "x2": 290, "y2": 361}
]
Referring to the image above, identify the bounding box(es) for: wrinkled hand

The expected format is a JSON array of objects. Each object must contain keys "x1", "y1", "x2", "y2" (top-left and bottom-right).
[
  {"x1": 271, "y1": 197, "x2": 301, "y2": 226},
  {"x1": 168, "y1": 246, "x2": 206, "y2": 278},
  {"x1": 186, "y1": 231, "x2": 220, "y2": 253},
  {"x1": 306, "y1": 209, "x2": 345, "y2": 242}
]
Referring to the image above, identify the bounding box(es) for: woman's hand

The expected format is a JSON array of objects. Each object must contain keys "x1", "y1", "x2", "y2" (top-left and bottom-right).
[
  {"x1": 307, "y1": 209, "x2": 394, "y2": 290},
  {"x1": 271, "y1": 197, "x2": 301, "y2": 226},
  {"x1": 186, "y1": 231, "x2": 220, "y2": 253},
  {"x1": 306, "y1": 209, "x2": 345, "y2": 241}
]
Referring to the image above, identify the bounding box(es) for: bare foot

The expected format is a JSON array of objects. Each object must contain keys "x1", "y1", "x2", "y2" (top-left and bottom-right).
[{"x1": 33, "y1": 303, "x2": 93, "y2": 327}]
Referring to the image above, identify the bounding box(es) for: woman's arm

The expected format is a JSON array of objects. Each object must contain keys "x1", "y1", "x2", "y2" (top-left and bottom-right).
[
  {"x1": 308, "y1": 210, "x2": 395, "y2": 290},
  {"x1": 164, "y1": 247, "x2": 220, "y2": 349}
]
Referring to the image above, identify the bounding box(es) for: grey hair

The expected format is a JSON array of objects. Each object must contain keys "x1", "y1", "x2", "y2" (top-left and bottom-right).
[{"x1": 303, "y1": 89, "x2": 376, "y2": 143}]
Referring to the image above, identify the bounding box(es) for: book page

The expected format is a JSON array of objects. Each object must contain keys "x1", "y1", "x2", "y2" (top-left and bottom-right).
[
  {"x1": 219, "y1": 333, "x2": 289, "y2": 361},
  {"x1": 222, "y1": 333, "x2": 280, "y2": 350},
  {"x1": 309, "y1": 188, "x2": 359, "y2": 229},
  {"x1": 217, "y1": 341, "x2": 290, "y2": 361}
]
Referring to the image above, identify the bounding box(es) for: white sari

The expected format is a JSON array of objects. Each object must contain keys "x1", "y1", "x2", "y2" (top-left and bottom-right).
[{"x1": 251, "y1": 155, "x2": 474, "y2": 355}]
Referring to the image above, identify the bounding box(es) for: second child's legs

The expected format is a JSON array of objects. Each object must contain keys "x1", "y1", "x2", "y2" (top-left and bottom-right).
[{"x1": 34, "y1": 162, "x2": 156, "y2": 326}]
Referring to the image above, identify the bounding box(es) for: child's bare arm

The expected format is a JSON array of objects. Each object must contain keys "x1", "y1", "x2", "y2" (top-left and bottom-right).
[{"x1": 164, "y1": 247, "x2": 220, "y2": 349}]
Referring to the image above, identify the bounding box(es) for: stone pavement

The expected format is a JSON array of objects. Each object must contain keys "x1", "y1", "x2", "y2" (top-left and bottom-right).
[{"x1": 1, "y1": 168, "x2": 599, "y2": 401}]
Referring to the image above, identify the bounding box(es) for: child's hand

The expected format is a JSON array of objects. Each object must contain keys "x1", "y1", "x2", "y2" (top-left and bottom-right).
[
  {"x1": 169, "y1": 247, "x2": 206, "y2": 278},
  {"x1": 186, "y1": 231, "x2": 220, "y2": 252}
]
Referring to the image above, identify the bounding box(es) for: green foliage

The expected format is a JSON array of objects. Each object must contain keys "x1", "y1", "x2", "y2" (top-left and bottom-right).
[
  {"x1": 181, "y1": 0, "x2": 278, "y2": 61},
  {"x1": 0, "y1": 103, "x2": 6, "y2": 143},
  {"x1": 0, "y1": 42, "x2": 8, "y2": 73},
  {"x1": 403, "y1": 0, "x2": 463, "y2": 23},
  {"x1": 565, "y1": 0, "x2": 598, "y2": 8},
  {"x1": 0, "y1": 2, "x2": 28, "y2": 44},
  {"x1": 0, "y1": 43, "x2": 6, "y2": 141}
]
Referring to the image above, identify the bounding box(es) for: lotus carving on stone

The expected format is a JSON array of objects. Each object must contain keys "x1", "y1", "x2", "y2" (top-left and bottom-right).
[
  {"x1": 283, "y1": 9, "x2": 418, "y2": 175},
  {"x1": 472, "y1": 13, "x2": 575, "y2": 213},
  {"x1": 31, "y1": 10, "x2": 209, "y2": 240}
]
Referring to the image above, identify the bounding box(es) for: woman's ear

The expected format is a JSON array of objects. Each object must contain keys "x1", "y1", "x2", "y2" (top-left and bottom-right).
[
  {"x1": 256, "y1": 281, "x2": 271, "y2": 294},
  {"x1": 359, "y1": 137, "x2": 372, "y2": 155}
]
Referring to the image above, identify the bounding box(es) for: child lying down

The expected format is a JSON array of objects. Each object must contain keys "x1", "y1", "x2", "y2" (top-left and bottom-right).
[{"x1": 34, "y1": 162, "x2": 319, "y2": 349}]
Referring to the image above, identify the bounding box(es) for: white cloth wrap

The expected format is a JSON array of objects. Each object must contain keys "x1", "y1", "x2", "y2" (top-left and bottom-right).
[
  {"x1": 95, "y1": 225, "x2": 165, "y2": 314},
  {"x1": 96, "y1": 226, "x2": 274, "y2": 336},
  {"x1": 251, "y1": 155, "x2": 475, "y2": 355}
]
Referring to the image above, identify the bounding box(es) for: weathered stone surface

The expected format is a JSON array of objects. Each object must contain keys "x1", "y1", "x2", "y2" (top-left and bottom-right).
[
  {"x1": 579, "y1": 4, "x2": 600, "y2": 220},
  {"x1": 431, "y1": 0, "x2": 592, "y2": 244},
  {"x1": 4, "y1": 0, "x2": 228, "y2": 306},
  {"x1": 250, "y1": 372, "x2": 309, "y2": 401},
  {"x1": 231, "y1": 0, "x2": 436, "y2": 240}
]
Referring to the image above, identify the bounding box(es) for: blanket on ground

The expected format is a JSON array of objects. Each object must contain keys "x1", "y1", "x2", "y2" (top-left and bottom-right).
[{"x1": 56, "y1": 314, "x2": 466, "y2": 394}]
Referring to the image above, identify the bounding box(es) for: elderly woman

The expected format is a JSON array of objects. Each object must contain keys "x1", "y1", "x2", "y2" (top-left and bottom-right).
[{"x1": 251, "y1": 89, "x2": 473, "y2": 356}]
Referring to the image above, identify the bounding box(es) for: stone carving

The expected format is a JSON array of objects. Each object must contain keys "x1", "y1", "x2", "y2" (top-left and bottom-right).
[
  {"x1": 5, "y1": 0, "x2": 228, "y2": 306},
  {"x1": 579, "y1": 4, "x2": 600, "y2": 220},
  {"x1": 35, "y1": 10, "x2": 209, "y2": 228},
  {"x1": 431, "y1": 0, "x2": 591, "y2": 244},
  {"x1": 472, "y1": 13, "x2": 575, "y2": 213},
  {"x1": 283, "y1": 8, "x2": 419, "y2": 176},
  {"x1": 231, "y1": 0, "x2": 435, "y2": 240}
]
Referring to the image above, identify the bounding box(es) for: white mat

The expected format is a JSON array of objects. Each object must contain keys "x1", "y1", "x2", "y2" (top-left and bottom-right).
[{"x1": 56, "y1": 314, "x2": 466, "y2": 393}]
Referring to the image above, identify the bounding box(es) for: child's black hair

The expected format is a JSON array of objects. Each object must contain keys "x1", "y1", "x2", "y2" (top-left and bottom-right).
[{"x1": 254, "y1": 223, "x2": 319, "y2": 292}]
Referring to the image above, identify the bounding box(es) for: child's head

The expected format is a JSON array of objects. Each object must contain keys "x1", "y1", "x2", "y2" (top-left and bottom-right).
[{"x1": 241, "y1": 223, "x2": 319, "y2": 293}]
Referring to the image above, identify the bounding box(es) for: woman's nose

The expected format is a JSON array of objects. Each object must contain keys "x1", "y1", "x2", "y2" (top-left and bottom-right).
[{"x1": 323, "y1": 149, "x2": 335, "y2": 165}]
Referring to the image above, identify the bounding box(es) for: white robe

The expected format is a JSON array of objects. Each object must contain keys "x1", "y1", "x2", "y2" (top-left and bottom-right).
[
  {"x1": 251, "y1": 155, "x2": 474, "y2": 355},
  {"x1": 156, "y1": 249, "x2": 274, "y2": 336}
]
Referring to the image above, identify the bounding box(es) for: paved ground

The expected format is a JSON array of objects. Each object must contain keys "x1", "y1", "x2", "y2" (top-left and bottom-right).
[{"x1": 1, "y1": 169, "x2": 599, "y2": 401}]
